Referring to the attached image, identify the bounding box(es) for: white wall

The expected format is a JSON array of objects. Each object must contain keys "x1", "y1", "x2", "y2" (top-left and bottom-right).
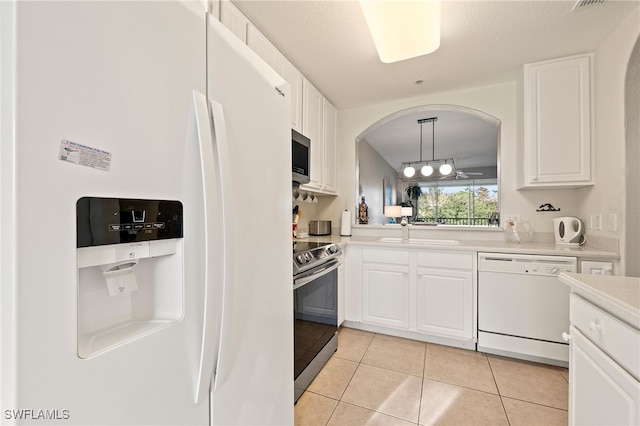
[
  {"x1": 625, "y1": 37, "x2": 639, "y2": 277},
  {"x1": 578, "y1": 9, "x2": 640, "y2": 275},
  {"x1": 321, "y1": 80, "x2": 579, "y2": 236},
  {"x1": 357, "y1": 139, "x2": 399, "y2": 224},
  {"x1": 292, "y1": 188, "x2": 320, "y2": 233},
  {"x1": 317, "y1": 11, "x2": 640, "y2": 271}
]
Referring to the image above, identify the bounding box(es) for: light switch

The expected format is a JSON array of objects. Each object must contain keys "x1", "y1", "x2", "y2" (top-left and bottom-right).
[
  {"x1": 608, "y1": 213, "x2": 617, "y2": 232},
  {"x1": 594, "y1": 214, "x2": 602, "y2": 230}
]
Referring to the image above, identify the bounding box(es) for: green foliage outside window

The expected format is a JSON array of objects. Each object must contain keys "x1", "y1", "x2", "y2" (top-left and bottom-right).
[{"x1": 414, "y1": 181, "x2": 499, "y2": 226}]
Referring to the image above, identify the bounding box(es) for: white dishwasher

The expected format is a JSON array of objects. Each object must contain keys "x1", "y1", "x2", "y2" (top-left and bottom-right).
[{"x1": 477, "y1": 253, "x2": 577, "y2": 366}]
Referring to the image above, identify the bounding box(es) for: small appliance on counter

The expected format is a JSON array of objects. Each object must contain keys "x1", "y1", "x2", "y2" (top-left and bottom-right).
[
  {"x1": 553, "y1": 216, "x2": 586, "y2": 246},
  {"x1": 309, "y1": 220, "x2": 331, "y2": 236}
]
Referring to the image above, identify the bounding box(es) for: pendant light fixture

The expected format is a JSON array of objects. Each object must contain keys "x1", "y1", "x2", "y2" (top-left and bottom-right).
[{"x1": 400, "y1": 117, "x2": 455, "y2": 180}]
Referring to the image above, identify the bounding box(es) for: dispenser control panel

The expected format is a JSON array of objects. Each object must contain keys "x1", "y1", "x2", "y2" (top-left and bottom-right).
[{"x1": 77, "y1": 197, "x2": 183, "y2": 248}]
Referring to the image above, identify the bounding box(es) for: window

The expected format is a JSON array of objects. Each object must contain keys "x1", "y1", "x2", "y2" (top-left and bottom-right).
[{"x1": 415, "y1": 179, "x2": 499, "y2": 226}]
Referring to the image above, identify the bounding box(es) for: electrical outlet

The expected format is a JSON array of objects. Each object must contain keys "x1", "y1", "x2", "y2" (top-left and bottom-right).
[
  {"x1": 594, "y1": 214, "x2": 602, "y2": 230},
  {"x1": 608, "y1": 213, "x2": 617, "y2": 232}
]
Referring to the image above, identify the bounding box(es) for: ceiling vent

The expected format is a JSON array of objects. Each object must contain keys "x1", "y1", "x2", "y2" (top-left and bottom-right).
[{"x1": 572, "y1": 0, "x2": 606, "y2": 11}]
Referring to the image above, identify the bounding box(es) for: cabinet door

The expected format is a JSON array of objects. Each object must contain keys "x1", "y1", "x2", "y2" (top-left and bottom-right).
[
  {"x1": 362, "y1": 263, "x2": 410, "y2": 329},
  {"x1": 301, "y1": 78, "x2": 324, "y2": 190},
  {"x1": 220, "y1": 0, "x2": 249, "y2": 43},
  {"x1": 280, "y1": 58, "x2": 303, "y2": 132},
  {"x1": 322, "y1": 99, "x2": 337, "y2": 193},
  {"x1": 416, "y1": 268, "x2": 473, "y2": 339},
  {"x1": 246, "y1": 23, "x2": 279, "y2": 70},
  {"x1": 523, "y1": 54, "x2": 593, "y2": 188},
  {"x1": 246, "y1": 24, "x2": 303, "y2": 133},
  {"x1": 569, "y1": 326, "x2": 640, "y2": 425}
]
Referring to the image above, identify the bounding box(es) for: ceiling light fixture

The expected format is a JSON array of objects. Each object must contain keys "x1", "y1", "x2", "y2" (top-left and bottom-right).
[
  {"x1": 400, "y1": 117, "x2": 456, "y2": 180},
  {"x1": 440, "y1": 162, "x2": 453, "y2": 175},
  {"x1": 359, "y1": 0, "x2": 441, "y2": 64}
]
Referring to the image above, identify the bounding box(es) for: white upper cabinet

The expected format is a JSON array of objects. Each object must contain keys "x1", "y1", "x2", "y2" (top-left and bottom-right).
[
  {"x1": 210, "y1": 0, "x2": 220, "y2": 21},
  {"x1": 279, "y1": 58, "x2": 303, "y2": 133},
  {"x1": 246, "y1": 23, "x2": 279, "y2": 69},
  {"x1": 300, "y1": 78, "x2": 338, "y2": 194},
  {"x1": 247, "y1": 23, "x2": 303, "y2": 132},
  {"x1": 220, "y1": 0, "x2": 249, "y2": 43},
  {"x1": 216, "y1": 1, "x2": 336, "y2": 194},
  {"x1": 322, "y1": 99, "x2": 337, "y2": 193},
  {"x1": 521, "y1": 54, "x2": 594, "y2": 188},
  {"x1": 301, "y1": 78, "x2": 325, "y2": 190}
]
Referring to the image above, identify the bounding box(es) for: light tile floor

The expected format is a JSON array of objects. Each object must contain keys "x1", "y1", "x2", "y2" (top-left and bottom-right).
[{"x1": 295, "y1": 327, "x2": 569, "y2": 426}]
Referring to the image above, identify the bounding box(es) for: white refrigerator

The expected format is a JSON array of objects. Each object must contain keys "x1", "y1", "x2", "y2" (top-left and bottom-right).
[{"x1": 0, "y1": 1, "x2": 293, "y2": 425}]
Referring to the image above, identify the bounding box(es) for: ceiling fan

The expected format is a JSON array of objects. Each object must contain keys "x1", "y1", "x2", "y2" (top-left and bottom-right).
[{"x1": 441, "y1": 170, "x2": 483, "y2": 179}]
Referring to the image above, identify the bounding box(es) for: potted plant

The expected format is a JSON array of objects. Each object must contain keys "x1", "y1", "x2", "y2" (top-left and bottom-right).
[{"x1": 403, "y1": 185, "x2": 422, "y2": 222}]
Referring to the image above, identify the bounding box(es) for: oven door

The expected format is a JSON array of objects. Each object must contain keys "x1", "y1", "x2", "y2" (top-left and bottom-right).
[{"x1": 293, "y1": 259, "x2": 339, "y2": 398}]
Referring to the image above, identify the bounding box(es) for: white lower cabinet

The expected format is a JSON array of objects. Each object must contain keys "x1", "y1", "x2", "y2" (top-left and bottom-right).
[
  {"x1": 362, "y1": 263, "x2": 410, "y2": 329},
  {"x1": 567, "y1": 293, "x2": 640, "y2": 425},
  {"x1": 347, "y1": 246, "x2": 475, "y2": 345},
  {"x1": 569, "y1": 326, "x2": 639, "y2": 425},
  {"x1": 416, "y1": 267, "x2": 473, "y2": 339}
]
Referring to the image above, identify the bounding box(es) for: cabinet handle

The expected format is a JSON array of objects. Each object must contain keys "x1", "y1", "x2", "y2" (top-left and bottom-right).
[
  {"x1": 589, "y1": 320, "x2": 603, "y2": 333},
  {"x1": 562, "y1": 332, "x2": 572, "y2": 342}
]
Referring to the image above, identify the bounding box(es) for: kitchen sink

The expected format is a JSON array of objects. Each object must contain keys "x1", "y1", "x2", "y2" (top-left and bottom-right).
[{"x1": 376, "y1": 237, "x2": 460, "y2": 245}]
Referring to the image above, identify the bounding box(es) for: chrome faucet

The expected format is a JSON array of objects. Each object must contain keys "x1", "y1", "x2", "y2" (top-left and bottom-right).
[{"x1": 401, "y1": 216, "x2": 409, "y2": 241}]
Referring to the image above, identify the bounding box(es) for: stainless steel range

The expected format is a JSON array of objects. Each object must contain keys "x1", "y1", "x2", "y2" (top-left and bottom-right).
[{"x1": 293, "y1": 241, "x2": 341, "y2": 402}]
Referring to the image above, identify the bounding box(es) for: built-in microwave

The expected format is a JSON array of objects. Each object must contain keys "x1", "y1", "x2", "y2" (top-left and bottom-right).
[{"x1": 292, "y1": 129, "x2": 310, "y2": 185}]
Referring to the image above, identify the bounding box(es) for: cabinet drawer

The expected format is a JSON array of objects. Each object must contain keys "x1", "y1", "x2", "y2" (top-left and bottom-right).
[
  {"x1": 363, "y1": 249, "x2": 409, "y2": 265},
  {"x1": 417, "y1": 251, "x2": 473, "y2": 270},
  {"x1": 570, "y1": 293, "x2": 640, "y2": 380}
]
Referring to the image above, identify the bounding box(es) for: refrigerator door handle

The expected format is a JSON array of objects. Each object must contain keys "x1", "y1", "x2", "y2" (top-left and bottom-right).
[
  {"x1": 208, "y1": 99, "x2": 234, "y2": 392},
  {"x1": 193, "y1": 91, "x2": 219, "y2": 404}
]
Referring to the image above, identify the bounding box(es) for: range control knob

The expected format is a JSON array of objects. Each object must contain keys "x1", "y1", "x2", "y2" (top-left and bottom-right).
[
  {"x1": 327, "y1": 245, "x2": 338, "y2": 254},
  {"x1": 296, "y1": 254, "x2": 308, "y2": 264}
]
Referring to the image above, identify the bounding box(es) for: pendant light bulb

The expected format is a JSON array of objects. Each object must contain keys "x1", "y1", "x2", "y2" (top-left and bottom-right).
[
  {"x1": 439, "y1": 162, "x2": 453, "y2": 175},
  {"x1": 421, "y1": 164, "x2": 433, "y2": 176},
  {"x1": 403, "y1": 166, "x2": 416, "y2": 178}
]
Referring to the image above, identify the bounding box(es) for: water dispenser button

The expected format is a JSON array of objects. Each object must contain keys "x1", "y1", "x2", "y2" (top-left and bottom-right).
[{"x1": 132, "y1": 210, "x2": 146, "y2": 223}]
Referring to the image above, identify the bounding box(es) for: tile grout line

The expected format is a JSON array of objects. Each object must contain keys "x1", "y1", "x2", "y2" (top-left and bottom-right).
[
  {"x1": 304, "y1": 330, "x2": 568, "y2": 426},
  {"x1": 338, "y1": 332, "x2": 423, "y2": 425},
  {"x1": 417, "y1": 343, "x2": 429, "y2": 426},
  {"x1": 487, "y1": 356, "x2": 571, "y2": 413},
  {"x1": 487, "y1": 356, "x2": 512, "y2": 426},
  {"x1": 322, "y1": 330, "x2": 377, "y2": 425}
]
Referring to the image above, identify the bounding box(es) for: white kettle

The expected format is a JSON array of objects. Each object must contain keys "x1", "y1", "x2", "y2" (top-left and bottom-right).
[{"x1": 553, "y1": 216, "x2": 586, "y2": 246}]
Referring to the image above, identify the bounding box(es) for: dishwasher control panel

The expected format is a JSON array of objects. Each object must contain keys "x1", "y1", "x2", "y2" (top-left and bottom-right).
[
  {"x1": 523, "y1": 264, "x2": 574, "y2": 276},
  {"x1": 478, "y1": 253, "x2": 577, "y2": 276}
]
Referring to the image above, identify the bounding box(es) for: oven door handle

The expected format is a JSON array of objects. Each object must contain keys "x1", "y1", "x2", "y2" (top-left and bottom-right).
[{"x1": 293, "y1": 260, "x2": 340, "y2": 290}]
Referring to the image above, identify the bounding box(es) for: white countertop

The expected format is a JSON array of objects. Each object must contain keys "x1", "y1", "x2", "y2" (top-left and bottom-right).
[
  {"x1": 313, "y1": 235, "x2": 619, "y2": 259},
  {"x1": 559, "y1": 272, "x2": 640, "y2": 329}
]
